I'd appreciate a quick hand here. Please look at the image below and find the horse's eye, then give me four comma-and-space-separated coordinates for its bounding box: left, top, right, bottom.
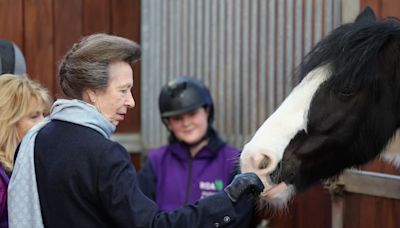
334, 87, 354, 98
338, 91, 354, 97
331, 88, 355, 102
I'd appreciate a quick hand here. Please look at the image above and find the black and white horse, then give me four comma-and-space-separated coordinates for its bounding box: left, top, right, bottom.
240, 7, 400, 207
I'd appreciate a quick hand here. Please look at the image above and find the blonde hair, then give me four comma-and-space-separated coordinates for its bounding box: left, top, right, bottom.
0, 74, 52, 173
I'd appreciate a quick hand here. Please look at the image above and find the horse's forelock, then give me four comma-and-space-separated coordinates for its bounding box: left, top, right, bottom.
298, 20, 400, 96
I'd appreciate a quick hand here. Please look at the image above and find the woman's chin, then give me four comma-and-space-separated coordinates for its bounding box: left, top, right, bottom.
108, 118, 120, 126
180, 136, 205, 145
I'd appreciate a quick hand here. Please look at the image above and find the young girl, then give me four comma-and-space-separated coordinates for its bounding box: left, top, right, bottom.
139, 76, 241, 209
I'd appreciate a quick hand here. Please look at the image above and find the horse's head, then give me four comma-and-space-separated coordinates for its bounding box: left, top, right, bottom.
240, 7, 400, 207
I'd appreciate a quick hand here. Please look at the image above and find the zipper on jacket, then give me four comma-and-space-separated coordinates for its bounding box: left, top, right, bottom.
184, 157, 193, 204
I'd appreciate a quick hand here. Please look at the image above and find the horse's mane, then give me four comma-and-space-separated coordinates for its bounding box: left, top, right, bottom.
296, 17, 400, 96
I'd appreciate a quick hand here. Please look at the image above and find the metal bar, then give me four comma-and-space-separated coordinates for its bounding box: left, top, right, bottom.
258, 0, 267, 126
233, 0, 241, 146
225, 0, 233, 142
331, 193, 344, 228
285, 0, 294, 96
276, 0, 284, 105
241, 0, 249, 136
334, 169, 400, 200
218, 0, 226, 133
267, 0, 275, 115
250, 0, 258, 134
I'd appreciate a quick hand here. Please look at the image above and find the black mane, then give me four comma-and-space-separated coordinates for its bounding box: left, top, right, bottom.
297, 17, 400, 96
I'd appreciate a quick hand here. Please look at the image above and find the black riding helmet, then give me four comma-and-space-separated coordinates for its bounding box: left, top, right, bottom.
0, 39, 26, 75
159, 76, 214, 126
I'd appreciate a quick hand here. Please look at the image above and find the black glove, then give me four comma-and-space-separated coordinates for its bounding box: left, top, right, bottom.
224, 172, 264, 203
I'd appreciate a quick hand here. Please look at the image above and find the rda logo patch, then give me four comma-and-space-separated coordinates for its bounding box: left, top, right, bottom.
199, 179, 224, 199
214, 179, 223, 190
199, 179, 224, 191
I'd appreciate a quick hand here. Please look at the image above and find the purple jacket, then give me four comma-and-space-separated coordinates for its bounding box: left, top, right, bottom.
0, 165, 9, 228
138, 132, 240, 212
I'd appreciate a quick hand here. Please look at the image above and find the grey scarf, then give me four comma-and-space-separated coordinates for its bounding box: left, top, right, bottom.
8, 99, 115, 228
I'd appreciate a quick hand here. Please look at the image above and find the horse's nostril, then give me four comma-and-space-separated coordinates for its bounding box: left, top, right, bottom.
258, 156, 271, 169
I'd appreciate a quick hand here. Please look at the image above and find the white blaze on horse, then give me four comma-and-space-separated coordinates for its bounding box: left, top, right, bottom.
240, 6, 400, 208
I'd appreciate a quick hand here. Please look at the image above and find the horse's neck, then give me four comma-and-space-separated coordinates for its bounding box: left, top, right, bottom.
381, 129, 400, 168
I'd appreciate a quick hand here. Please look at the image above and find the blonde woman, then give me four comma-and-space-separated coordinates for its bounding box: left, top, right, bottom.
0, 74, 51, 226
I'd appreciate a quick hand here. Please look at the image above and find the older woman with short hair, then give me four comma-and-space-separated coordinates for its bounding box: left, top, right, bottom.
8, 33, 263, 228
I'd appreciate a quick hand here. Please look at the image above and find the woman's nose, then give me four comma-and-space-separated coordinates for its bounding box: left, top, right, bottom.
126, 91, 135, 108
181, 115, 191, 125
36, 114, 45, 123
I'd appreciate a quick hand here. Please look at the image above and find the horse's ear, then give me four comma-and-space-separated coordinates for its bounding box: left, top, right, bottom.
355, 6, 376, 23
